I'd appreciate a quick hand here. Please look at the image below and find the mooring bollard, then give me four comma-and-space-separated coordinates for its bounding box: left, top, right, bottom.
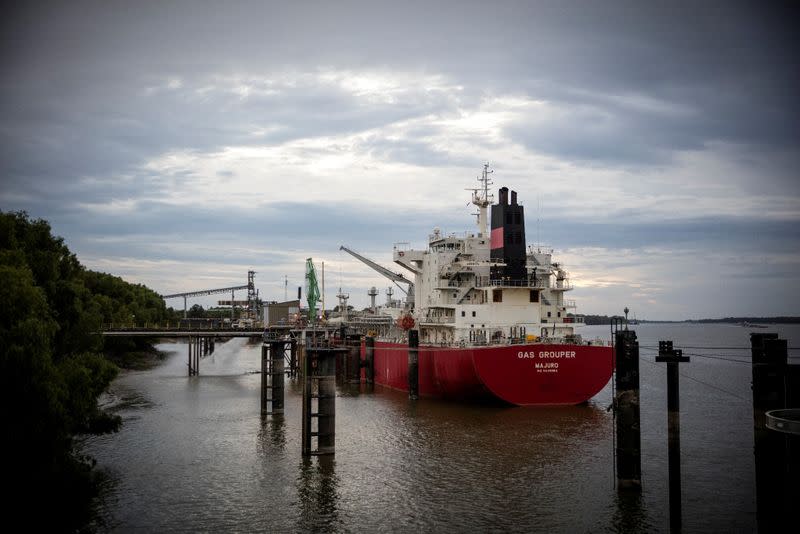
656, 340, 690, 533
365, 336, 375, 384
408, 329, 419, 400
615, 329, 641, 491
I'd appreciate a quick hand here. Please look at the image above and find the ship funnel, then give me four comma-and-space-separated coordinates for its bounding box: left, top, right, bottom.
511, 190, 518, 205
499, 187, 509, 205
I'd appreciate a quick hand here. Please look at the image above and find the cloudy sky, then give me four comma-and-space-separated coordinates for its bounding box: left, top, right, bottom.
1, 1, 798, 320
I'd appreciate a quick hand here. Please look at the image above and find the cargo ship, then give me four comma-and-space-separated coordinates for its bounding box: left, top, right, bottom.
342, 164, 613, 405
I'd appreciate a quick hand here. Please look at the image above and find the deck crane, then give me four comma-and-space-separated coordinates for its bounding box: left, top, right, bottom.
339, 245, 415, 307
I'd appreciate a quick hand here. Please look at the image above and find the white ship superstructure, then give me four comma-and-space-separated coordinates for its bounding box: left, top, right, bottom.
392, 164, 581, 346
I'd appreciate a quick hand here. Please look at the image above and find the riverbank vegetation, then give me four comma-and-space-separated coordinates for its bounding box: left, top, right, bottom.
0, 211, 169, 530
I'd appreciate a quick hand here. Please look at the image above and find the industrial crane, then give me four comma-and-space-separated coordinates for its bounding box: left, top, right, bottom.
305, 258, 320, 324
339, 245, 415, 306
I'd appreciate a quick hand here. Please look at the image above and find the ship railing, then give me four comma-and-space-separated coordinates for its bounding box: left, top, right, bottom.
551, 281, 573, 290
475, 277, 546, 288
420, 316, 455, 324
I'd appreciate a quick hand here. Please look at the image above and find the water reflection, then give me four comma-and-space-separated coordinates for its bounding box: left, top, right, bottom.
610, 492, 652, 533
296, 456, 342, 532
257, 414, 286, 451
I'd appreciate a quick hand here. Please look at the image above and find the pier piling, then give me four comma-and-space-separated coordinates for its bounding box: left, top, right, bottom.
750, 333, 792, 530
614, 329, 641, 492
188, 337, 194, 376
347, 335, 361, 384
408, 330, 419, 400
261, 341, 287, 415
290, 339, 298, 378
656, 340, 690, 532
271, 341, 286, 414
261, 344, 268, 413
365, 336, 375, 384
302, 346, 343, 456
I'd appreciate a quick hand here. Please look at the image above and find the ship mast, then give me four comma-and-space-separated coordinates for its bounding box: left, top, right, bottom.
471, 163, 494, 236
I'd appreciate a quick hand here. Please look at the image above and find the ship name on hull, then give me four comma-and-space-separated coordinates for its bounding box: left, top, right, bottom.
517, 350, 576, 359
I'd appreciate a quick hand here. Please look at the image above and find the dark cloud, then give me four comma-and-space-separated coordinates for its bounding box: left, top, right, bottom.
1, 0, 798, 316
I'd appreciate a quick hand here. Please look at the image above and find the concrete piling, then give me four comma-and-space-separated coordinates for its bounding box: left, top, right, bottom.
302, 346, 343, 456
270, 341, 286, 414
261, 341, 286, 416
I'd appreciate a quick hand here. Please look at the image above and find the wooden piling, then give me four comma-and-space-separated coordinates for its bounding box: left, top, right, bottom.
614, 329, 641, 491
408, 329, 419, 400
656, 340, 690, 532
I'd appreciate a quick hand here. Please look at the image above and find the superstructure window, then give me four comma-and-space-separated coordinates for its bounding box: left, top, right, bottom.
493, 289, 503, 302
547, 311, 552, 317
461, 311, 465, 317
529, 290, 539, 303
472, 311, 476, 317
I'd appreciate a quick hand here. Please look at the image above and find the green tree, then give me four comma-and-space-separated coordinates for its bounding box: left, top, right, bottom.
0, 211, 125, 529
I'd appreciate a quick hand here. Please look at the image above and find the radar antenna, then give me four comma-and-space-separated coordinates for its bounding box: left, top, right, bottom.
466, 162, 494, 236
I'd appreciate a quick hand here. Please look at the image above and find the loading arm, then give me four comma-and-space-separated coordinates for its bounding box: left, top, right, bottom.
339, 245, 415, 299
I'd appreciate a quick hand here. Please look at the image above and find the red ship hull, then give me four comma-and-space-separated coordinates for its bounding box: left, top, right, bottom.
366, 341, 613, 406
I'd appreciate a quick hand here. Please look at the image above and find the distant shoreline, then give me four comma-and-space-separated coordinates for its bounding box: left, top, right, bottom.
578, 315, 800, 325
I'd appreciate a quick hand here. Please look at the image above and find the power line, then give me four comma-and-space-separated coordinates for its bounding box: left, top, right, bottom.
678, 371, 749, 402
640, 345, 799, 350
639, 355, 749, 401
641, 347, 752, 365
